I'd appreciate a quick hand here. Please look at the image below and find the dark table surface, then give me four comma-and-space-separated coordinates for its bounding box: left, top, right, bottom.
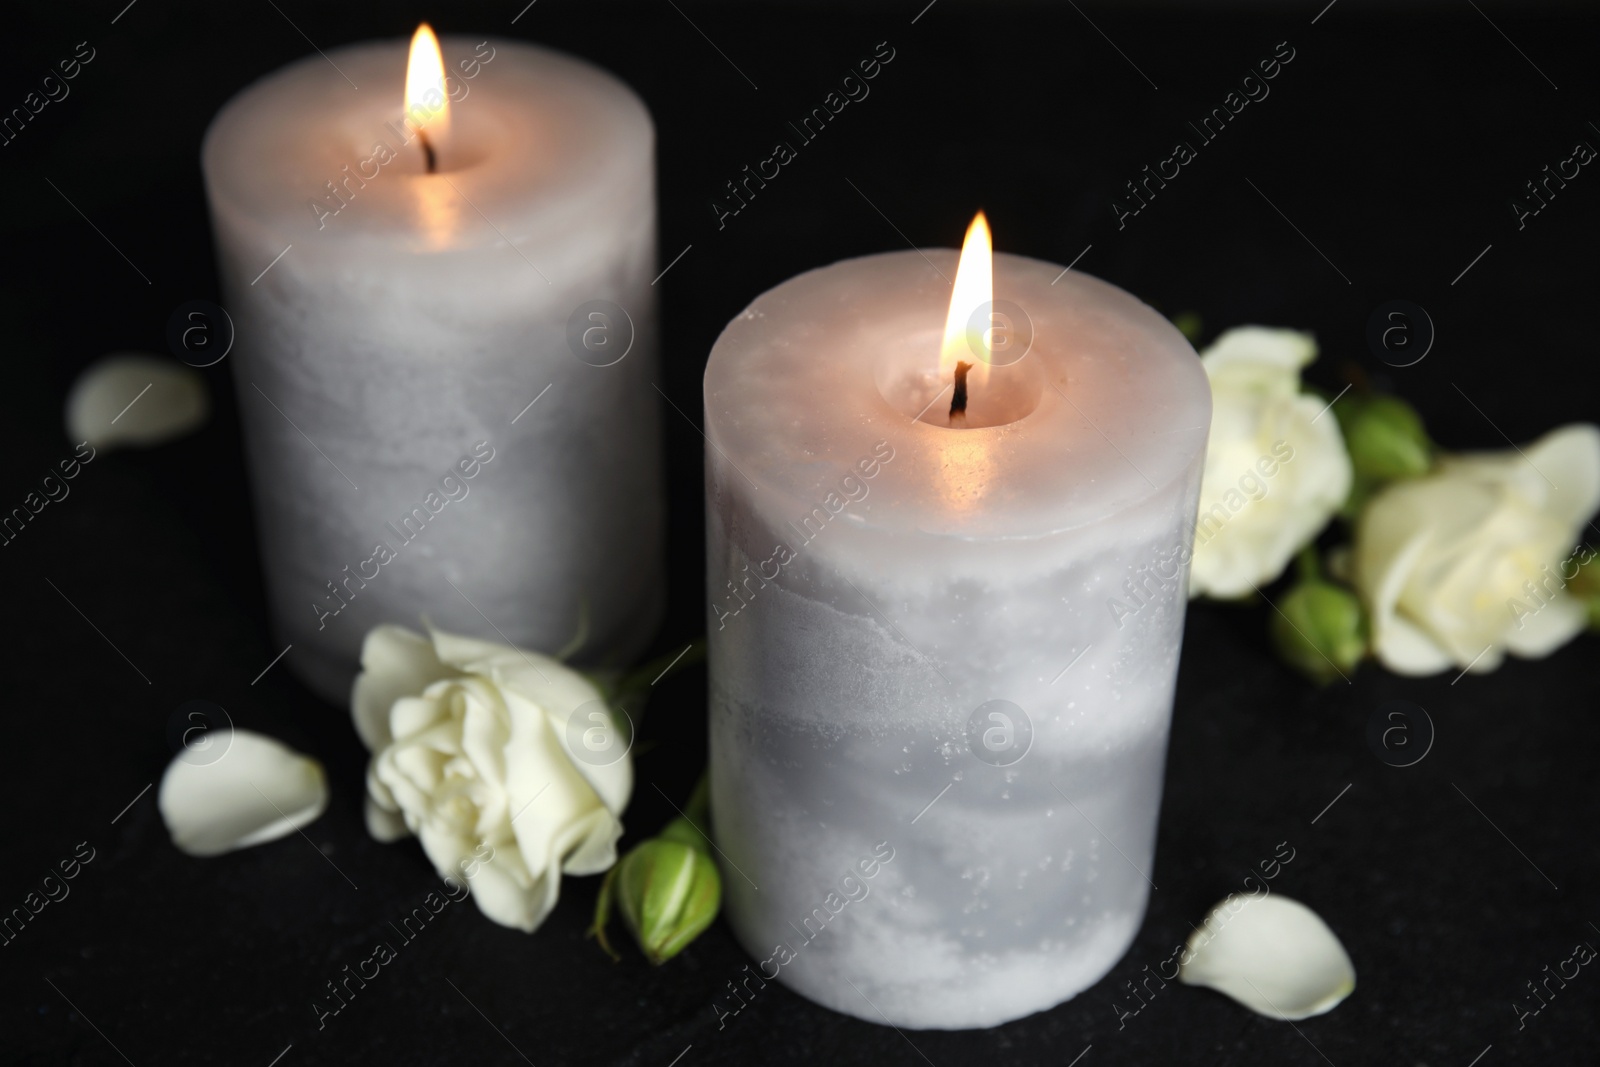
2, 2, 1597, 1065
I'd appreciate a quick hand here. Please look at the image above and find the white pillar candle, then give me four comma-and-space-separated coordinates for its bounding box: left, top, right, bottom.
202, 31, 662, 702
704, 231, 1211, 1029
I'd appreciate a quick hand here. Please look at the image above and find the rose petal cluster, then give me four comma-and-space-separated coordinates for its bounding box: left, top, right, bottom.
1190, 327, 1352, 598
1353, 424, 1600, 675
354, 625, 632, 931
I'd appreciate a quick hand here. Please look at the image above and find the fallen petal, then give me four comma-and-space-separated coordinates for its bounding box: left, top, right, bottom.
159, 730, 328, 856
66, 353, 209, 451
1179, 894, 1355, 1020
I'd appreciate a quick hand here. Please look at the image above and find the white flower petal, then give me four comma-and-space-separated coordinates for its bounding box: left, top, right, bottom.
559, 807, 625, 877
469, 851, 551, 932
364, 796, 410, 843
429, 627, 531, 672
1503, 594, 1588, 658
504, 687, 633, 820
1180, 894, 1355, 1020
1372, 614, 1455, 676
159, 730, 328, 857
389, 694, 447, 743
1358, 520, 1447, 675
518, 810, 609, 918
561, 737, 633, 824
1199, 326, 1318, 376
66, 353, 209, 451
500, 692, 612, 866
416, 819, 476, 882
455, 679, 512, 791
352, 624, 449, 751
1522, 424, 1600, 528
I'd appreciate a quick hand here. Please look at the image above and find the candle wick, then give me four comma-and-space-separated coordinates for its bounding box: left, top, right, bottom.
419, 129, 437, 174
949, 361, 973, 425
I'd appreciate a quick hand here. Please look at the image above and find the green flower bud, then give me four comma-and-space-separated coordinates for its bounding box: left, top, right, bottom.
1270, 575, 1367, 685
589, 775, 721, 965
657, 811, 712, 853
613, 839, 721, 965
1336, 393, 1432, 483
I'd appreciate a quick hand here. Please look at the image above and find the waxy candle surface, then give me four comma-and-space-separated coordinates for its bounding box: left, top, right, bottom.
705, 250, 1210, 1029
203, 36, 663, 701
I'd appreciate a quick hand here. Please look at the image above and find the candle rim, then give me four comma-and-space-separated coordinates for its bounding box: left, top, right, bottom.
201, 35, 654, 251
704, 249, 1212, 541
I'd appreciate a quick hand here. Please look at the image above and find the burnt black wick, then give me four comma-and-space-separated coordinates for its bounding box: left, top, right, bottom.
949, 361, 973, 424
419, 129, 437, 174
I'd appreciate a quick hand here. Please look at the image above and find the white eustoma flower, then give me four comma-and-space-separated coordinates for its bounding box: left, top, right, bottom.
159, 730, 328, 856
1353, 423, 1600, 675
353, 625, 632, 933
1189, 327, 1352, 599
1180, 894, 1355, 1020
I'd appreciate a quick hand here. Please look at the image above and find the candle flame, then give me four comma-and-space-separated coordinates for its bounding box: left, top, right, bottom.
404, 23, 451, 146
939, 211, 992, 391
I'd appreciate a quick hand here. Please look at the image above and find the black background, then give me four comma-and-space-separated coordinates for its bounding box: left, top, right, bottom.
2, 1, 1597, 1065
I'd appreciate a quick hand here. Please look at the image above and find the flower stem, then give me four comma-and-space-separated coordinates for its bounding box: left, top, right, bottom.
589, 865, 622, 961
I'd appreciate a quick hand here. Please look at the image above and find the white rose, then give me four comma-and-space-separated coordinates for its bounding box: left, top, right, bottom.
1354, 424, 1600, 675
353, 625, 632, 932
1189, 327, 1352, 598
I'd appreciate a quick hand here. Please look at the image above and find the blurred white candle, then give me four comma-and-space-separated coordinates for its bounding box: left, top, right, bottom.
704, 218, 1211, 1029
203, 28, 663, 702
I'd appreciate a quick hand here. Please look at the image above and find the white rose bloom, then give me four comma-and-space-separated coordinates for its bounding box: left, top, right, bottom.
1189, 327, 1352, 598
353, 625, 632, 932
1354, 424, 1600, 676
